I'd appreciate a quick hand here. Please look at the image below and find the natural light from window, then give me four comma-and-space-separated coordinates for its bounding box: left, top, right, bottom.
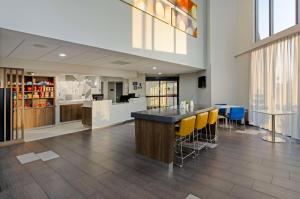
273, 0, 296, 34
256, 0, 298, 41
132, 7, 187, 54
257, 0, 269, 40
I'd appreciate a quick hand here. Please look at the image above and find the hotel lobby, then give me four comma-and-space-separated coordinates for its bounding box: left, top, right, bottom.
1, 0, 300, 199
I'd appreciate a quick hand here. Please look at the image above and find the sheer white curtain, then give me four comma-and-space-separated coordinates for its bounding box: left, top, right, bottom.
249, 34, 300, 139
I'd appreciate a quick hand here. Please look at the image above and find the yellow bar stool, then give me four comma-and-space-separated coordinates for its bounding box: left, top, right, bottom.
208, 109, 219, 143
194, 112, 209, 152
175, 116, 196, 168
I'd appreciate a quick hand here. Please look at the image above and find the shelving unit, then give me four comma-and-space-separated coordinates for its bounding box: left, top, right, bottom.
9, 75, 56, 129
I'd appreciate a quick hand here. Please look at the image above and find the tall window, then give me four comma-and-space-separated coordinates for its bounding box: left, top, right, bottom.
256, 0, 270, 40
273, 0, 296, 33
256, 0, 297, 41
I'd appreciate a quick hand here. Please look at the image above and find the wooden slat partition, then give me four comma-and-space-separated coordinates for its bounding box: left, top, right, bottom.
0, 67, 24, 147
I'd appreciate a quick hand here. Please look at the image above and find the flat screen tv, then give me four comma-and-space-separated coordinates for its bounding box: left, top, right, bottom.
92, 94, 104, 101
198, 76, 206, 88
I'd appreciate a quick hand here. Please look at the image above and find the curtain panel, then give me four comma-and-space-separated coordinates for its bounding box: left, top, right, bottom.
249, 34, 300, 139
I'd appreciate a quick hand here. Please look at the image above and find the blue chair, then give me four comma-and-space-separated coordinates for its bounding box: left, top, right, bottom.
215, 104, 227, 127
228, 107, 245, 131
215, 104, 227, 116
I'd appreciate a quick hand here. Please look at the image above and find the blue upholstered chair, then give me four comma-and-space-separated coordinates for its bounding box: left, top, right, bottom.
215, 104, 227, 127
228, 107, 245, 131
215, 104, 227, 116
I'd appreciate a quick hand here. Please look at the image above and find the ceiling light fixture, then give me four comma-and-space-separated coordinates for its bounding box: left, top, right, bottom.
111, 60, 131, 65
153, 67, 157, 70
158, 72, 162, 75
59, 53, 66, 57
33, 44, 48, 48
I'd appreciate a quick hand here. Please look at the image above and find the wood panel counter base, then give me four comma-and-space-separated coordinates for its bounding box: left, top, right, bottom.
60, 104, 83, 122
135, 119, 174, 164
82, 107, 92, 126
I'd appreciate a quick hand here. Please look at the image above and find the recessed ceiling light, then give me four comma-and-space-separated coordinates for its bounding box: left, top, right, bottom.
59, 53, 66, 57
111, 60, 131, 65
33, 44, 48, 48
153, 67, 157, 70
158, 72, 162, 75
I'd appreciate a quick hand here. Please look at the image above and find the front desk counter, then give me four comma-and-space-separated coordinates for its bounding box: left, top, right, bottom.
82, 98, 146, 129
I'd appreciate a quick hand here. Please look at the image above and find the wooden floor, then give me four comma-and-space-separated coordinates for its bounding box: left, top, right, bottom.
1, 123, 300, 199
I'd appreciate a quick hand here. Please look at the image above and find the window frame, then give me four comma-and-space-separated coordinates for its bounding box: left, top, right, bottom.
255, 0, 298, 42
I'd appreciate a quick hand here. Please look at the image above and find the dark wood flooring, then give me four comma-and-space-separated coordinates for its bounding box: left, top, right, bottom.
1, 123, 300, 199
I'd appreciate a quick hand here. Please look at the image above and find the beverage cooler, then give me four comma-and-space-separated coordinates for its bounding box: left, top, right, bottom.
0, 88, 12, 142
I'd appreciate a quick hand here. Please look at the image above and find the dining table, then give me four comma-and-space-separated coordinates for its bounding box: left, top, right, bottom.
251, 110, 295, 143
216, 105, 240, 128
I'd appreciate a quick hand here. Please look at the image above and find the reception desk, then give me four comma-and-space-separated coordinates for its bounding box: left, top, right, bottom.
131, 105, 215, 166
82, 98, 146, 129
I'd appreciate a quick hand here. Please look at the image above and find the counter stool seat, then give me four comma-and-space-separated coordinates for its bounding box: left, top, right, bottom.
194, 112, 209, 153
174, 116, 196, 168
207, 109, 219, 143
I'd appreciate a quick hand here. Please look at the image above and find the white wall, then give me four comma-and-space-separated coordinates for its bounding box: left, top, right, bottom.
235, 0, 254, 55
206, 0, 253, 107
208, 0, 237, 105
179, 73, 199, 103
178, 0, 252, 107
128, 73, 146, 97
0, 0, 207, 69
234, 53, 250, 107
233, 0, 253, 107
179, 71, 211, 105
102, 77, 128, 100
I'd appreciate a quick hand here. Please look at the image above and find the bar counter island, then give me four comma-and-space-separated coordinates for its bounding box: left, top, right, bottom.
131, 105, 216, 168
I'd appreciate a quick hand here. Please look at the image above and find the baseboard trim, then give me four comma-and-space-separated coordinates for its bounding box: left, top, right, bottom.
0, 139, 24, 147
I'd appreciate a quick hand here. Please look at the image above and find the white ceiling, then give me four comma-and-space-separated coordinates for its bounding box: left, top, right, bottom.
0, 29, 201, 75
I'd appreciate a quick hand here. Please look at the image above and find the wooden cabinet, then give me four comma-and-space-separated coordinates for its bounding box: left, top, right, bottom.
23, 107, 55, 129
45, 107, 55, 126
60, 104, 83, 122
24, 109, 34, 129
82, 107, 92, 126
72, 104, 82, 120
34, 109, 44, 127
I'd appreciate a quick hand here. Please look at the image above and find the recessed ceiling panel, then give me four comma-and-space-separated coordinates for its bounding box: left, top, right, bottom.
0, 30, 24, 57
62, 51, 111, 65
38, 44, 87, 62
8, 40, 59, 60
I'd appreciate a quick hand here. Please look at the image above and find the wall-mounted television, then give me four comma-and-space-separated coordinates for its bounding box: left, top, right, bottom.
198, 76, 206, 88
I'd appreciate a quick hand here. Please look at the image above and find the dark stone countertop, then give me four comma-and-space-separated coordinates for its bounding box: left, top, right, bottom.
131, 105, 216, 123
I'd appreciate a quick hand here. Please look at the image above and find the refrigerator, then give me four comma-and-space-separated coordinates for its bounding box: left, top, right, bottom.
0, 88, 11, 142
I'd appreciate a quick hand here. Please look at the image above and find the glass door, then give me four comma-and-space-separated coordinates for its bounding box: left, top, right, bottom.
146, 81, 160, 109
146, 77, 179, 109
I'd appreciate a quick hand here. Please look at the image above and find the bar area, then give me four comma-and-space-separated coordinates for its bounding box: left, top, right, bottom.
132, 105, 218, 167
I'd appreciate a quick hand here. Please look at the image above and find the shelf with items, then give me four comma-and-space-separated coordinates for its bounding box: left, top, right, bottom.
9, 74, 56, 129
32, 95, 54, 108
24, 75, 55, 97
32, 91, 54, 99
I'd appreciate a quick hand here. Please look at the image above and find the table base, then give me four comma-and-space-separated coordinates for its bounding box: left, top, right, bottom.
262, 135, 286, 143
